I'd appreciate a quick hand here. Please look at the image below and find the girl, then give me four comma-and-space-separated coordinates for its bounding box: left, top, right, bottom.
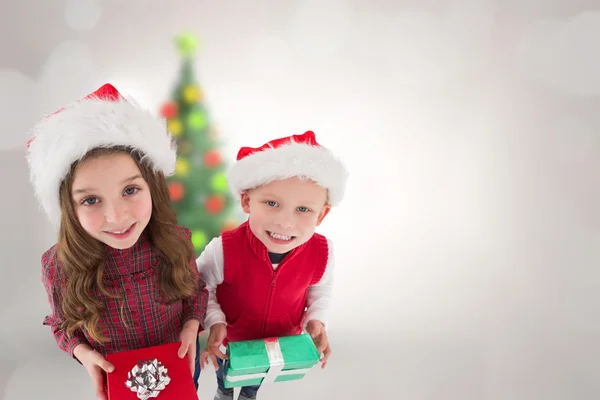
26, 83, 208, 400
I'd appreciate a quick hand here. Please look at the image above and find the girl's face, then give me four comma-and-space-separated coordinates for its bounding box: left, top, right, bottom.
71, 152, 153, 250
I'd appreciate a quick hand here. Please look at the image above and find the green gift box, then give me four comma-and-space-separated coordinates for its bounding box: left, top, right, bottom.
223, 334, 320, 388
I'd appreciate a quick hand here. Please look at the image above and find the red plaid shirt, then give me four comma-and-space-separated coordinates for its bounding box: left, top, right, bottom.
41, 226, 207, 358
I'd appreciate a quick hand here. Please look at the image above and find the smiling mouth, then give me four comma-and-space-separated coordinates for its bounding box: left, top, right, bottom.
267, 231, 295, 241
104, 223, 135, 235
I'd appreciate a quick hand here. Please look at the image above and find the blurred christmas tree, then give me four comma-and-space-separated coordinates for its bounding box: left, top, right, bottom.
162, 33, 239, 255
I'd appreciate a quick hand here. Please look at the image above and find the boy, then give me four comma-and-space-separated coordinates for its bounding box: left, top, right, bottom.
197, 131, 348, 400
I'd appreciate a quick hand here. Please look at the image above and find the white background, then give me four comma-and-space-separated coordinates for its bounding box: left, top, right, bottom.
1, 0, 600, 398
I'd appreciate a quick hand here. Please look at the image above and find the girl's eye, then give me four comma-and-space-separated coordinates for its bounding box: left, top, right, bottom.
82, 197, 99, 205
124, 187, 138, 196
297, 207, 310, 212
267, 201, 278, 207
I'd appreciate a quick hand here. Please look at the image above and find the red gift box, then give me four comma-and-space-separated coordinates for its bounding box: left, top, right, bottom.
106, 342, 197, 399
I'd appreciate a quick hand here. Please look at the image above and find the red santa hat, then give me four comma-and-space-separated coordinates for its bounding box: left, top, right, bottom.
227, 131, 348, 206
26, 83, 176, 226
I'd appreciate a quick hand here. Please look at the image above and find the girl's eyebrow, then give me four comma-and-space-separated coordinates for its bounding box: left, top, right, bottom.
72, 174, 142, 195
121, 174, 143, 184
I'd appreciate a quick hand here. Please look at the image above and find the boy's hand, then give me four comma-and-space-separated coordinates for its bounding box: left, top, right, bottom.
178, 319, 200, 374
306, 320, 332, 368
74, 344, 114, 400
200, 322, 228, 370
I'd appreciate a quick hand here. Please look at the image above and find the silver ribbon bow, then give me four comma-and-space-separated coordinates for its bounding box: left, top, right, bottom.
125, 359, 171, 400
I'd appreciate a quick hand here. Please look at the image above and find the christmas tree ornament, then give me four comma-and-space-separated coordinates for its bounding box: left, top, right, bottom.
183, 86, 201, 103
178, 140, 192, 155
168, 181, 185, 202
175, 158, 190, 176
188, 110, 207, 130
176, 33, 199, 58
191, 230, 208, 249
211, 172, 228, 193
160, 101, 178, 119
205, 149, 221, 167
167, 119, 183, 136
206, 194, 225, 214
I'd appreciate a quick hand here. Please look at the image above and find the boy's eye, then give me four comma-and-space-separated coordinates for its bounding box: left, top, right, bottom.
266, 201, 278, 207
297, 206, 310, 212
124, 187, 138, 196
82, 197, 99, 205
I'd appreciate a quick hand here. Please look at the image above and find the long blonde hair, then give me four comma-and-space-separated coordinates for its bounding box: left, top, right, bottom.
54, 146, 197, 342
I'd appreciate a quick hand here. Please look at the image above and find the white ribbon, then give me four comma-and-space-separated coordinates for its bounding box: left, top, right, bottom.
225, 337, 316, 384
225, 367, 315, 383
261, 337, 284, 384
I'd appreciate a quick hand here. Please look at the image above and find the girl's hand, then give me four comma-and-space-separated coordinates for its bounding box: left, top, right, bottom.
74, 344, 115, 400
178, 319, 200, 374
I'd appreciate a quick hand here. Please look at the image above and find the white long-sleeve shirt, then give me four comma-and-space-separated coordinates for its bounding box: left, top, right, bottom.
196, 236, 335, 331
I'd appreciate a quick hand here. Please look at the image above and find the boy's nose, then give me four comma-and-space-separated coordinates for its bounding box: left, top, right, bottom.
273, 211, 295, 229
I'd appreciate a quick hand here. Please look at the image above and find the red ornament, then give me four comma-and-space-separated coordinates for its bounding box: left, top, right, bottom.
205, 150, 221, 167
160, 102, 178, 119
168, 181, 184, 202
206, 195, 224, 214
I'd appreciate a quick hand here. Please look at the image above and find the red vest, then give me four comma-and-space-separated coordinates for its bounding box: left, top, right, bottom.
217, 221, 329, 344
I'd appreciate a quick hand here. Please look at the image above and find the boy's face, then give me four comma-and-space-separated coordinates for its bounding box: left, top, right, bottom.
241, 177, 331, 253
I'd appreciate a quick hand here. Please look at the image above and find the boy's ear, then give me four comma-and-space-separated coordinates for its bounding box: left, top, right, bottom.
316, 205, 331, 226
241, 192, 251, 214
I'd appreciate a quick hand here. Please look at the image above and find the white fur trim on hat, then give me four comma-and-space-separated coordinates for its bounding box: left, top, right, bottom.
227, 138, 348, 206
27, 95, 176, 226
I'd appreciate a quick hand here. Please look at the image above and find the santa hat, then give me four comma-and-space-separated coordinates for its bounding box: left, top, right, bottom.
26, 83, 176, 226
227, 131, 348, 206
